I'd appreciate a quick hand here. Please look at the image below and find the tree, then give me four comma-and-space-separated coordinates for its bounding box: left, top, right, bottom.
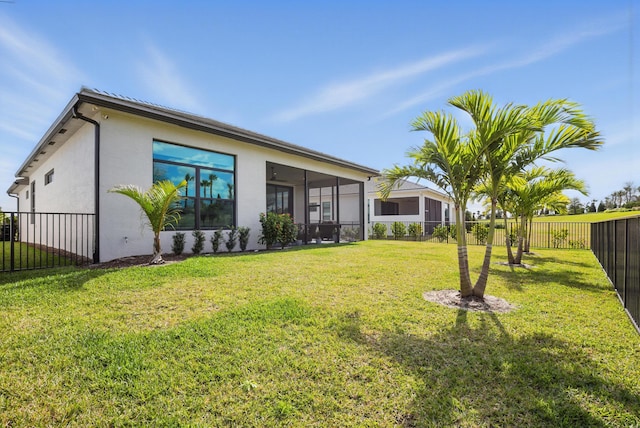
588, 201, 597, 212
383, 90, 602, 299
623, 182, 634, 204
568, 197, 583, 215
598, 201, 606, 212
184, 173, 194, 208
381, 105, 486, 297
504, 167, 586, 263
455, 92, 600, 295
109, 180, 186, 264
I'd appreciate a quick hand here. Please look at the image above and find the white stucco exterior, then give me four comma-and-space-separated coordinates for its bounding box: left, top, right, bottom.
7, 89, 378, 262
368, 179, 455, 236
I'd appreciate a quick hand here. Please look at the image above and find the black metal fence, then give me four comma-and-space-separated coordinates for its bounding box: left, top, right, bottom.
370, 220, 591, 249
1, 212, 95, 272
591, 216, 640, 332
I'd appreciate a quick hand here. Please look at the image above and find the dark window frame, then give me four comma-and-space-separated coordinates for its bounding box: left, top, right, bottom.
266, 183, 293, 216
45, 169, 54, 185
153, 140, 236, 230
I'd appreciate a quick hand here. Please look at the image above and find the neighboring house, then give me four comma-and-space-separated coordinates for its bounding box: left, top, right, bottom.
368, 178, 455, 235
7, 88, 378, 262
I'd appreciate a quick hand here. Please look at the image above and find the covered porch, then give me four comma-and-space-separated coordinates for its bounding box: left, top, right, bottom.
266, 162, 366, 243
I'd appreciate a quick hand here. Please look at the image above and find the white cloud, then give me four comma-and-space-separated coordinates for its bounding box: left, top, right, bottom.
387, 15, 628, 116
0, 14, 87, 211
136, 42, 203, 112
272, 46, 487, 122
0, 15, 84, 135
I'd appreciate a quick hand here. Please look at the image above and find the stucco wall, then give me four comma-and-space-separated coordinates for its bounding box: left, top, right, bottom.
97, 108, 374, 261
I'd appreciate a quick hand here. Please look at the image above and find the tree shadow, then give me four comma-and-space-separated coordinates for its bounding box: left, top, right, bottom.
338, 311, 639, 426
489, 260, 611, 294
0, 266, 110, 293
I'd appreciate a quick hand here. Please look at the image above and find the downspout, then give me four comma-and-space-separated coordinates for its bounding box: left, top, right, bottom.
7, 192, 19, 212
72, 106, 100, 263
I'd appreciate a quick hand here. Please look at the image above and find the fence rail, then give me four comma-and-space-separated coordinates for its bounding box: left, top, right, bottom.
1, 212, 95, 272
369, 220, 591, 249
591, 216, 640, 333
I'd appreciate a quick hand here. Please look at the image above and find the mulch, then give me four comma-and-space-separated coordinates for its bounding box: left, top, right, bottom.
423, 289, 516, 313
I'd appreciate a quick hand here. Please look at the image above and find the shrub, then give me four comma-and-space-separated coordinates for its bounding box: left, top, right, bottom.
551, 228, 569, 248
258, 212, 280, 249
407, 223, 423, 240
432, 225, 450, 242
277, 214, 297, 249
569, 239, 586, 249
449, 224, 457, 239
471, 223, 489, 245
238, 227, 250, 251
258, 212, 297, 249
171, 232, 186, 255
391, 222, 407, 240
341, 227, 359, 242
191, 230, 205, 254
225, 226, 238, 252
372, 223, 387, 239
211, 229, 223, 253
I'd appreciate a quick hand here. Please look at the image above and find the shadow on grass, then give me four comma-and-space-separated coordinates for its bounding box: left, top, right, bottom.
0, 266, 110, 292
339, 311, 639, 427
489, 261, 611, 295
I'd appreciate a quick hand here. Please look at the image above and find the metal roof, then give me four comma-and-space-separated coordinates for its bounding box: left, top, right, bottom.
10, 87, 379, 190
77, 88, 379, 174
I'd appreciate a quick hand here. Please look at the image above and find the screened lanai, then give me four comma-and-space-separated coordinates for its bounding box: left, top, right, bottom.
266, 162, 365, 243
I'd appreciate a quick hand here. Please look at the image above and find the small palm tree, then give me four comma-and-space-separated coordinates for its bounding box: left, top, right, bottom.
109, 180, 186, 264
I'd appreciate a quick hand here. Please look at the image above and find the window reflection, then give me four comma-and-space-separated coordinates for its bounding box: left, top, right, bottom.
153, 140, 235, 229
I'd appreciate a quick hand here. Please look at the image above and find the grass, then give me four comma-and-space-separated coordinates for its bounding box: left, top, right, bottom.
1, 241, 639, 426
1, 241, 74, 271
532, 211, 640, 223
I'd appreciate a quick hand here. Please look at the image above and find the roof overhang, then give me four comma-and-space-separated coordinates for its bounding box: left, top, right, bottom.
11, 87, 379, 191
76, 88, 379, 176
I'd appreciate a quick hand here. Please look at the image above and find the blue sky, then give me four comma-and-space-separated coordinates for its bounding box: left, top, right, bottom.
0, 0, 637, 212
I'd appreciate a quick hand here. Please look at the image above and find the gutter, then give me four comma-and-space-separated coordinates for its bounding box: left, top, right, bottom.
72, 105, 100, 263
7, 192, 19, 212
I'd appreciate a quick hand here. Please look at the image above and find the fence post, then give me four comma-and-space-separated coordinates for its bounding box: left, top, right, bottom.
9, 212, 15, 272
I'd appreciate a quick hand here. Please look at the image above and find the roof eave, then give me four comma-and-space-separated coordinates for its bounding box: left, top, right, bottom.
76, 89, 379, 176
14, 94, 80, 177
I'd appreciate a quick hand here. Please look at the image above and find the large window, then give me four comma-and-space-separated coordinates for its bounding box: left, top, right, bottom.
266, 184, 293, 215
153, 140, 235, 229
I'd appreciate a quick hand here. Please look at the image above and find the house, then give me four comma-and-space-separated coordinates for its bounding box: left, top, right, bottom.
6, 88, 379, 262
368, 178, 455, 236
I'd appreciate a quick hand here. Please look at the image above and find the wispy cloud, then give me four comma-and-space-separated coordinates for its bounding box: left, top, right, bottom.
0, 15, 84, 132
0, 14, 85, 207
136, 42, 203, 112
386, 17, 628, 116
272, 46, 487, 122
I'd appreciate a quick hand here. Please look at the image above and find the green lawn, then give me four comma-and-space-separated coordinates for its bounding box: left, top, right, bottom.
533, 211, 640, 223
1, 241, 74, 271
1, 241, 639, 426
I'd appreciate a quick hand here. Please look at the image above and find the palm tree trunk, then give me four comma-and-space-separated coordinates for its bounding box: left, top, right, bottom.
525, 216, 533, 253
473, 198, 497, 298
455, 204, 473, 297
150, 233, 164, 264
505, 216, 515, 265
514, 214, 526, 264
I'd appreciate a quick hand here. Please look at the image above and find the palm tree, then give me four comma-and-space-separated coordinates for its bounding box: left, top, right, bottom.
381, 109, 485, 297
184, 173, 194, 208
109, 180, 186, 264
448, 90, 538, 297
209, 174, 217, 199
201, 180, 210, 198
505, 167, 586, 264
468, 96, 601, 295
384, 90, 602, 300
